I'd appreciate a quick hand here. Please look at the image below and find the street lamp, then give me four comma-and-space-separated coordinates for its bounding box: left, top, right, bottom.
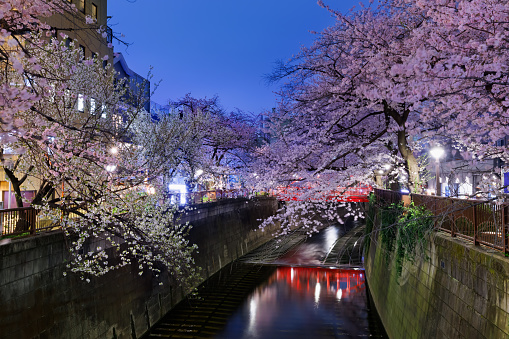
106, 165, 116, 172
430, 146, 445, 196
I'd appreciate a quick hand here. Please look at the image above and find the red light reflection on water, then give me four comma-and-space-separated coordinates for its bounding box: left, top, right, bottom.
216, 266, 374, 338
274, 266, 365, 299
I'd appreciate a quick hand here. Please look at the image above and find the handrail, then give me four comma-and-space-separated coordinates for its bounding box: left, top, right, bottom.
168, 188, 273, 205
0, 189, 272, 238
373, 188, 509, 254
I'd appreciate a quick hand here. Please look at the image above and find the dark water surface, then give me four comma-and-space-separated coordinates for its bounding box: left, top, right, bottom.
215, 266, 387, 338
144, 225, 387, 338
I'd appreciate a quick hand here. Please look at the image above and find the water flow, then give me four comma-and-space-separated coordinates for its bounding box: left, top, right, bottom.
144, 224, 388, 338
215, 266, 386, 338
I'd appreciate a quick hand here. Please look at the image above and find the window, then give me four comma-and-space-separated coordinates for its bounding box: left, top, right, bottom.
91, 52, 97, 59
79, 0, 85, 13
79, 44, 85, 59
91, 3, 98, 20
113, 114, 123, 129
77, 94, 85, 112
65, 38, 71, 48
65, 90, 73, 108
90, 98, 96, 114
101, 104, 107, 119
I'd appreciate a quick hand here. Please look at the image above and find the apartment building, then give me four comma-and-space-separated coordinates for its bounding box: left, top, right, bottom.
0, 0, 113, 209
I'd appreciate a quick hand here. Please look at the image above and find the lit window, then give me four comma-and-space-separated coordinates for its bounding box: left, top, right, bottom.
101, 104, 107, 118
90, 98, 96, 114
65, 89, 72, 108
79, 0, 85, 13
77, 94, 85, 112
113, 114, 123, 128
91, 3, 98, 20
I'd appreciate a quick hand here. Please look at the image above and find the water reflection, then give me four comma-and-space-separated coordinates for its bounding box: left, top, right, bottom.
216, 267, 387, 338
276, 224, 345, 266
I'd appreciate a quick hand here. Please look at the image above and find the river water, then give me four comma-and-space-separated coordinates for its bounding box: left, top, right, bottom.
144, 224, 388, 338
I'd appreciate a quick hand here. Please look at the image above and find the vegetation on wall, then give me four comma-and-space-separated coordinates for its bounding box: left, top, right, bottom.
395, 203, 434, 276
368, 197, 434, 278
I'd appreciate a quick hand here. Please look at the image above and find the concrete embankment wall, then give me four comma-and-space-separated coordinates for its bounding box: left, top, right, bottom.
0, 197, 279, 339
365, 227, 509, 338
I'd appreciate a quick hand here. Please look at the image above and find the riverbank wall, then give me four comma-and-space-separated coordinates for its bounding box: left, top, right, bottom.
365, 222, 509, 338
0, 197, 279, 339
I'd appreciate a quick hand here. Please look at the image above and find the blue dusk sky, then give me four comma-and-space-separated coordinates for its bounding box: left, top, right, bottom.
107, 1, 358, 114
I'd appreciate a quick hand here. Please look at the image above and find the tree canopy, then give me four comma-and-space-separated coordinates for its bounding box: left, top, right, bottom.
255, 0, 509, 193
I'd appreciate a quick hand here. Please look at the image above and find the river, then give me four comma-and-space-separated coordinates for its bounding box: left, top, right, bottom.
143, 223, 388, 338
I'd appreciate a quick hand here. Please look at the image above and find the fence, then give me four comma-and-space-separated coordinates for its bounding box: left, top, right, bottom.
374, 189, 509, 254
0, 207, 59, 238
169, 188, 266, 205
373, 188, 402, 205
0, 189, 267, 238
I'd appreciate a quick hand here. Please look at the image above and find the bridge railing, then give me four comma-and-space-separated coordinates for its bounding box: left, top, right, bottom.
373, 188, 509, 254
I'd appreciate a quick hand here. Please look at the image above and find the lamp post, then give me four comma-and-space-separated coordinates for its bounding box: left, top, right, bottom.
430, 146, 445, 196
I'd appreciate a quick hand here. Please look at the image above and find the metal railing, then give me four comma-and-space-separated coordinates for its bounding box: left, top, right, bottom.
373, 188, 402, 205
374, 189, 509, 254
0, 207, 59, 238
169, 188, 268, 205
0, 189, 271, 238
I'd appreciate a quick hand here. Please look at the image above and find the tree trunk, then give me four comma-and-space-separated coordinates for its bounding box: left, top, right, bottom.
4, 168, 25, 208
397, 129, 421, 193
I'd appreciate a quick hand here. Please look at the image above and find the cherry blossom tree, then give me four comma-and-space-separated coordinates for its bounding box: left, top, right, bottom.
2, 35, 204, 285
171, 94, 258, 189
0, 2, 206, 286
252, 0, 509, 232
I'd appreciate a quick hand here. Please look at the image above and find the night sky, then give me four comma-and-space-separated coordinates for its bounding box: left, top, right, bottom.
107, 0, 358, 114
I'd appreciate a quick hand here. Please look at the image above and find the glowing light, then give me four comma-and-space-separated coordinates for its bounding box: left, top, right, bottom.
384, 164, 391, 170
168, 184, 187, 205
110, 146, 118, 154
195, 169, 203, 178
430, 146, 445, 160
106, 165, 116, 172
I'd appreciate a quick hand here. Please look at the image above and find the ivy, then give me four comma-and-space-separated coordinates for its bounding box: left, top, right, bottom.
374, 199, 434, 278
395, 203, 433, 276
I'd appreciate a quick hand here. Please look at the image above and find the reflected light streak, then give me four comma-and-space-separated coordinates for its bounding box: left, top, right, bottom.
247, 296, 259, 337
337, 288, 342, 300
324, 226, 340, 255
314, 282, 321, 305
274, 267, 365, 301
